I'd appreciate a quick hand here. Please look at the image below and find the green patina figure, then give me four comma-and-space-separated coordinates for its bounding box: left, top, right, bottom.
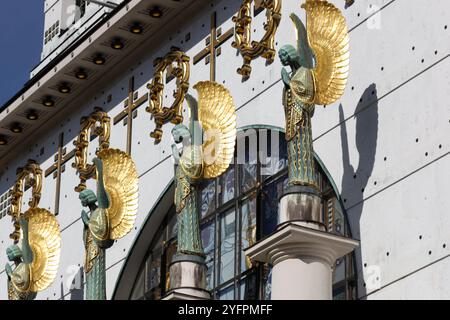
80, 157, 114, 300
169, 81, 237, 261
171, 95, 205, 257
5, 219, 36, 300
279, 14, 319, 190
278, 3, 351, 191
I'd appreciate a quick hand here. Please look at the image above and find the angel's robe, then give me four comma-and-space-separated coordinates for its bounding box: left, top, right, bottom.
83, 208, 112, 300
7, 263, 35, 300
283, 66, 318, 189
174, 165, 204, 257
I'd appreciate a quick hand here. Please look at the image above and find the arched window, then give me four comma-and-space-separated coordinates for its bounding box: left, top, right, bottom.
125, 128, 356, 300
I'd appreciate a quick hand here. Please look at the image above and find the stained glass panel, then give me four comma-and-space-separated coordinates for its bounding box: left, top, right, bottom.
218, 285, 235, 300
201, 221, 216, 290
333, 257, 346, 285
241, 196, 257, 272
261, 177, 287, 237
148, 249, 161, 300
239, 273, 257, 300
219, 209, 236, 284
238, 134, 257, 193
200, 180, 216, 219
239, 163, 257, 193
219, 164, 235, 205
260, 130, 287, 179
205, 251, 215, 290
167, 210, 177, 240
333, 285, 346, 300
264, 266, 272, 300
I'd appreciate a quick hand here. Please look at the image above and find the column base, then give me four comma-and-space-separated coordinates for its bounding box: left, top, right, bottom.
165, 254, 211, 300
245, 223, 359, 300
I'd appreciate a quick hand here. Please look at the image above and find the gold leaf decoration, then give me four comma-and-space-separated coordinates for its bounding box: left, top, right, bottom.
302, 0, 350, 105
194, 81, 237, 179
97, 148, 139, 240
23, 208, 61, 292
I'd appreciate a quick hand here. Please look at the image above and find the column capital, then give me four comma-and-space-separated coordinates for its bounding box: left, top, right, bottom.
245, 223, 359, 266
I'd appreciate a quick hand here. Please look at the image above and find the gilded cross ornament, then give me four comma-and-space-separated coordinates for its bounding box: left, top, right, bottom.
113, 76, 149, 155
279, 0, 349, 190
5, 161, 61, 300
72, 108, 111, 192
193, 12, 234, 82
232, 0, 282, 79
146, 47, 190, 144
44, 132, 76, 215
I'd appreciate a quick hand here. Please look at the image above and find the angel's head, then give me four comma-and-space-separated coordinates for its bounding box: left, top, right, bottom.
79, 189, 97, 207
172, 124, 192, 145
6, 244, 22, 261
279, 45, 299, 67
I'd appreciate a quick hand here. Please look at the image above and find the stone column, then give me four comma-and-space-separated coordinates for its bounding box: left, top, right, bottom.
163, 254, 211, 300
245, 187, 359, 300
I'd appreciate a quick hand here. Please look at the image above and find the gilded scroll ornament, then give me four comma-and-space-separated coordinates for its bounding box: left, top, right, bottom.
5, 161, 61, 300
232, 0, 282, 78
78, 150, 139, 300
147, 47, 190, 144
72, 108, 111, 192
279, 0, 349, 189
8, 160, 42, 242
172, 81, 237, 256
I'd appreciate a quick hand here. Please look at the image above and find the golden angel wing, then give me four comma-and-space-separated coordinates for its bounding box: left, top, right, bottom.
97, 148, 139, 240
194, 81, 237, 179
23, 208, 61, 292
302, 0, 350, 105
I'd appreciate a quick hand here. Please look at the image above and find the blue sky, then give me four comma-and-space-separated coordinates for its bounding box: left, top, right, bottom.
0, 1, 44, 106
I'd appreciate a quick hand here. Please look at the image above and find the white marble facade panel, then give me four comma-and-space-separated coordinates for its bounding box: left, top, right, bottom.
350, 154, 450, 298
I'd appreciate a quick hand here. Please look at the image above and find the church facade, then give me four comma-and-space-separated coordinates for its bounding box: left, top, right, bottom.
1, 0, 449, 300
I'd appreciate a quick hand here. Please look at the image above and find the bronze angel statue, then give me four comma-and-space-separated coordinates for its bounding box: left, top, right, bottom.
5, 208, 61, 300
79, 150, 138, 300
171, 81, 236, 258
279, 0, 350, 190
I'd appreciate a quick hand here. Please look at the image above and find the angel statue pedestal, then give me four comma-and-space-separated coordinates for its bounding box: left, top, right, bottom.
164, 255, 210, 300
245, 0, 358, 300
